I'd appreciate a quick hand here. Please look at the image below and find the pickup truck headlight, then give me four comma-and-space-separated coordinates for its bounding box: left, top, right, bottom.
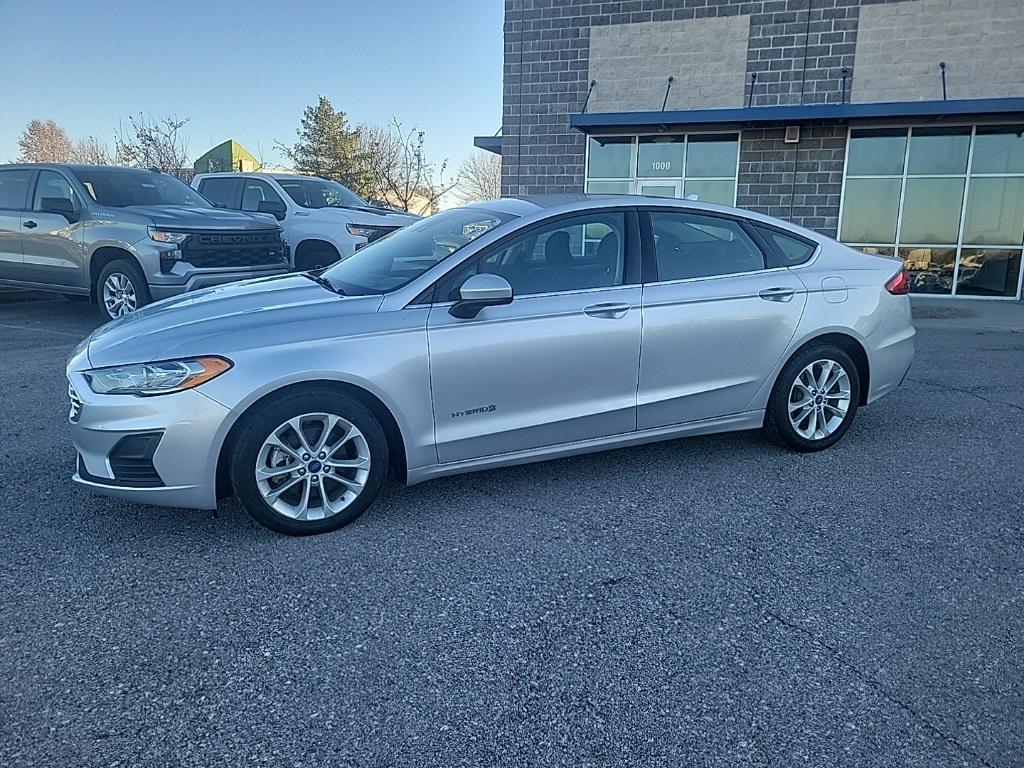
83, 357, 232, 396
346, 224, 388, 240
148, 227, 190, 244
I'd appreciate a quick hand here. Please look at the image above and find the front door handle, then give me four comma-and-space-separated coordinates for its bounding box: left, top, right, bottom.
23, 220, 38, 229
583, 302, 630, 319
758, 287, 795, 302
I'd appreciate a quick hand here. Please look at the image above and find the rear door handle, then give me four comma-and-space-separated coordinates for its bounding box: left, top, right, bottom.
23, 220, 38, 229
758, 287, 795, 302
583, 302, 630, 319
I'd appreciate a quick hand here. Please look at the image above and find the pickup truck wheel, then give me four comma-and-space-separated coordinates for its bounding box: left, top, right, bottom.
295, 249, 340, 271
96, 259, 151, 322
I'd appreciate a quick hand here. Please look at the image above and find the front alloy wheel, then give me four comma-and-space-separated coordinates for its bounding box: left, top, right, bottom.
102, 272, 137, 318
255, 413, 372, 521
230, 389, 388, 535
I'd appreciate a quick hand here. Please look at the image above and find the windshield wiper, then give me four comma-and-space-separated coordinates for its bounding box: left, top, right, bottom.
302, 272, 345, 295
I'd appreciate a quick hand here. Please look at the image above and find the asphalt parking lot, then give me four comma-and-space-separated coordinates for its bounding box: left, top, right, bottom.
1, 291, 1021, 768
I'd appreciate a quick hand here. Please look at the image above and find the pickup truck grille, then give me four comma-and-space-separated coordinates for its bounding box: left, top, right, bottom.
179, 230, 287, 270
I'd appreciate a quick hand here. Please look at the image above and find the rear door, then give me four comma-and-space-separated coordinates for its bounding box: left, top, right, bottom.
0, 168, 33, 281
21, 169, 87, 288
637, 208, 807, 428
426, 209, 643, 463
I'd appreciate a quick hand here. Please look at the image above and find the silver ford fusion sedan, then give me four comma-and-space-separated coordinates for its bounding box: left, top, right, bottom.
67, 195, 915, 535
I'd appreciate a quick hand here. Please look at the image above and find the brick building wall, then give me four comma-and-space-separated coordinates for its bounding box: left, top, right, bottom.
499, 0, 1024, 238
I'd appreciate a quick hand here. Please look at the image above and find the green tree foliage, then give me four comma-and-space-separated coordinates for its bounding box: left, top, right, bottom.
278, 96, 370, 194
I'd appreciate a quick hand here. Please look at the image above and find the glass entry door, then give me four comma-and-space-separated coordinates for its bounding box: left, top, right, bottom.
637, 180, 682, 198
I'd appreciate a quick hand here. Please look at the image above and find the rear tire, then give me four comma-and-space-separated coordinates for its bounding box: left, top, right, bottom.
229, 389, 388, 536
764, 343, 861, 452
96, 259, 151, 322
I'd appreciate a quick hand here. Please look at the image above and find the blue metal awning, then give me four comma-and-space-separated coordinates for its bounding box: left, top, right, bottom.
473, 135, 502, 154
569, 97, 1024, 132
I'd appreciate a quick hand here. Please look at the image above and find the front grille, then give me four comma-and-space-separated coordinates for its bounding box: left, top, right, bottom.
68, 381, 82, 423
178, 229, 287, 270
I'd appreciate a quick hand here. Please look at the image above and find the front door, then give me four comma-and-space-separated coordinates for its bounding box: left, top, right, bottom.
426, 210, 642, 463
0, 168, 33, 281
638, 209, 807, 428
21, 170, 86, 288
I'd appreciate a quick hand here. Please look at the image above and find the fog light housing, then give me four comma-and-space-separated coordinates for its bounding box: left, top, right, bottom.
159, 249, 181, 273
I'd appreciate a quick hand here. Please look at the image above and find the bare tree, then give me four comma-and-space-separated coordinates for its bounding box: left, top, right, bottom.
456, 150, 501, 202
114, 114, 191, 172
72, 136, 112, 165
17, 119, 74, 162
361, 119, 457, 214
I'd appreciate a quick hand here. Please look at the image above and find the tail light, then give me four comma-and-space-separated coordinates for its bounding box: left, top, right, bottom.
886, 268, 910, 295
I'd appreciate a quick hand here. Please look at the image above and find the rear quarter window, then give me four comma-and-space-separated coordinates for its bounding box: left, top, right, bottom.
758, 227, 817, 266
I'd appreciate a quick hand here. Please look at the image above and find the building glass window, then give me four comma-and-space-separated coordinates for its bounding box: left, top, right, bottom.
585, 133, 739, 206
839, 125, 1024, 299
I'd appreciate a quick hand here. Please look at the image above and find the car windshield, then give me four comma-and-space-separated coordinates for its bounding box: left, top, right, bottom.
71, 168, 212, 208
321, 206, 518, 295
276, 177, 367, 209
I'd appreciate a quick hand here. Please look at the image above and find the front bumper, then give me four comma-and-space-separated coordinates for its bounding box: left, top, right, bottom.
68, 374, 232, 510
148, 264, 289, 301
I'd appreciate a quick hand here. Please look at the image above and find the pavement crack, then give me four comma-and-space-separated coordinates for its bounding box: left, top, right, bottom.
696, 555, 1000, 768
907, 377, 1024, 415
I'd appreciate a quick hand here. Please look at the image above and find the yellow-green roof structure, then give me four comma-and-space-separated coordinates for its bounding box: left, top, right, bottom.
193, 140, 259, 174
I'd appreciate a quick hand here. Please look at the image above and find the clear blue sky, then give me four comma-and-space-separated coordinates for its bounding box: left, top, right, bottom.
0, 0, 504, 172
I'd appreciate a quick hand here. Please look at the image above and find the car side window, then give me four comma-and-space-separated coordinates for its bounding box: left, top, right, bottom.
650, 211, 765, 281
199, 177, 241, 209
437, 212, 626, 300
757, 226, 817, 266
32, 170, 78, 211
0, 169, 33, 210
241, 179, 284, 212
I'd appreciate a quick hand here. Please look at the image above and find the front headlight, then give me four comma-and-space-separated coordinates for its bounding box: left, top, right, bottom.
346, 223, 387, 239
148, 227, 190, 244
83, 356, 232, 396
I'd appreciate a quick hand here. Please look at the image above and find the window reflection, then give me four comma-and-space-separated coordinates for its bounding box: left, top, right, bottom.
963, 177, 1024, 245
683, 179, 736, 206
907, 128, 970, 175
840, 178, 901, 242
971, 126, 1024, 174
901, 247, 957, 294
685, 137, 739, 177
956, 249, 1022, 297
587, 137, 633, 179
847, 129, 907, 175
899, 178, 964, 244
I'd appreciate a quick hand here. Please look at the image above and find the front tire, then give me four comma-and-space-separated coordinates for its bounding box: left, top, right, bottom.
763, 344, 861, 452
229, 389, 388, 536
295, 248, 340, 272
96, 259, 151, 321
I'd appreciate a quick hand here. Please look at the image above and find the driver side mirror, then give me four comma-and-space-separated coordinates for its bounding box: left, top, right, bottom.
449, 273, 513, 319
257, 200, 287, 220
40, 197, 77, 221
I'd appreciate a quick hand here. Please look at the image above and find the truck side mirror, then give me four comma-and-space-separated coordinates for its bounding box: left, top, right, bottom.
257, 200, 287, 220
40, 197, 77, 221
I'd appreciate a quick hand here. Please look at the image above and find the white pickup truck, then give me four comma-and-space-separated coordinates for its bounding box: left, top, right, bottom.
192, 173, 420, 270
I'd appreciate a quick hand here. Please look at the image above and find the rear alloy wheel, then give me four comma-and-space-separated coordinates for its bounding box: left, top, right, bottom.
230, 390, 388, 535
764, 344, 860, 452
96, 259, 151, 321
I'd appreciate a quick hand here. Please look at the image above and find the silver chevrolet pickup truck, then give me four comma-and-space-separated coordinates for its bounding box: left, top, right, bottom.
0, 164, 288, 321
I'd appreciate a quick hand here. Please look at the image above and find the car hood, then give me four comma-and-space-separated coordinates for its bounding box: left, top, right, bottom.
304, 206, 420, 226
85, 274, 383, 368
124, 205, 280, 231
